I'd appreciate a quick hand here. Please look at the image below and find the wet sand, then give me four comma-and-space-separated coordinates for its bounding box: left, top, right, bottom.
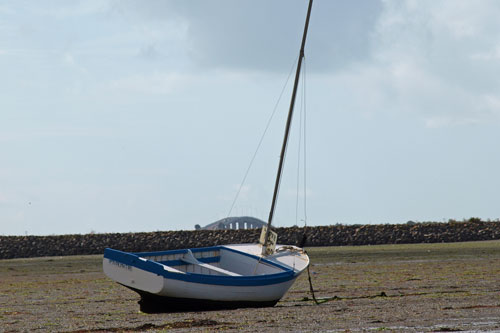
1, 240, 500, 332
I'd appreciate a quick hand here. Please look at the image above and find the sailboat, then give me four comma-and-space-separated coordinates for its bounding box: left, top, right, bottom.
103, 0, 314, 313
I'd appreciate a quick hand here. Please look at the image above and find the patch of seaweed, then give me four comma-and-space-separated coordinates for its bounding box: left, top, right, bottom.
63, 319, 231, 332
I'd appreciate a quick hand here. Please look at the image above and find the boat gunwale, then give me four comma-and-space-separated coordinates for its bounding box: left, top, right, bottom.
134, 245, 293, 272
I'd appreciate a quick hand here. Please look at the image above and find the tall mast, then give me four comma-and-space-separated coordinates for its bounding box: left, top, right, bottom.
263, 0, 313, 253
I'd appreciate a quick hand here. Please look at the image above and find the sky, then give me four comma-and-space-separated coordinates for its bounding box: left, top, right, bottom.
1, 0, 500, 235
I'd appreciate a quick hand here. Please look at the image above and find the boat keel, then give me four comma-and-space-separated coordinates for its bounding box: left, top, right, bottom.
130, 288, 279, 313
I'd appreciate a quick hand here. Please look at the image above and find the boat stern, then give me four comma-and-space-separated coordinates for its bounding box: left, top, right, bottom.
103, 248, 164, 294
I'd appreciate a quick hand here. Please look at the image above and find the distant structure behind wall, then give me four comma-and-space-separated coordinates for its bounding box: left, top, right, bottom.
196, 216, 267, 230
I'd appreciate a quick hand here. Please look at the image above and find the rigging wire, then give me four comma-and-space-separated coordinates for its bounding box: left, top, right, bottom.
303, 58, 308, 226
297, 57, 320, 306
226, 56, 299, 218
294, 74, 304, 226
295, 57, 308, 227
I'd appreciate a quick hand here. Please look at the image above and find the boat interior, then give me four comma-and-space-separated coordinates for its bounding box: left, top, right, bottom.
137, 246, 287, 277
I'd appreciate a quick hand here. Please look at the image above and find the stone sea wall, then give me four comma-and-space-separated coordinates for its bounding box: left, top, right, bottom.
1, 220, 500, 260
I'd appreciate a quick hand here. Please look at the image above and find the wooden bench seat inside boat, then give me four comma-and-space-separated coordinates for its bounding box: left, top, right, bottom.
181, 249, 241, 277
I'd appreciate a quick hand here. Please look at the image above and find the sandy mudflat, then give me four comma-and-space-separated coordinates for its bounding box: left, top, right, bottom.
1, 241, 500, 332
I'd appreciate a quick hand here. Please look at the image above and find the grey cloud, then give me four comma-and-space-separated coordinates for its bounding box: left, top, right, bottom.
137, 43, 161, 60
114, 0, 383, 73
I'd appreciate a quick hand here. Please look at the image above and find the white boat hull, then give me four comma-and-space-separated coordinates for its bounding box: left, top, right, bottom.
103, 243, 309, 312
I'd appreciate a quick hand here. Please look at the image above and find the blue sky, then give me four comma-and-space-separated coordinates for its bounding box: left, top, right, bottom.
1, 0, 500, 235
